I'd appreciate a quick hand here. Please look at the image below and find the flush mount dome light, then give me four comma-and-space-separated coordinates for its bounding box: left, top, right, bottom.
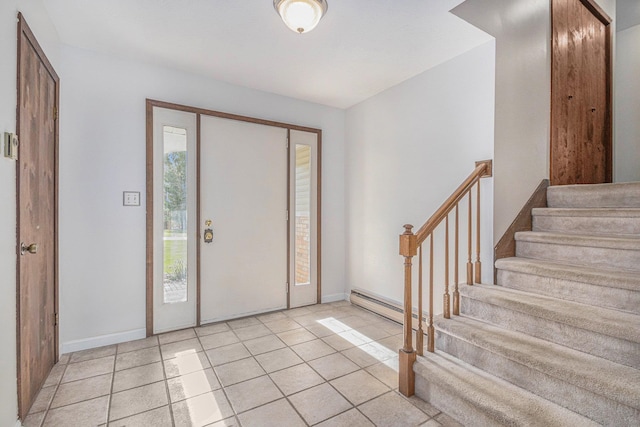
274, 0, 328, 34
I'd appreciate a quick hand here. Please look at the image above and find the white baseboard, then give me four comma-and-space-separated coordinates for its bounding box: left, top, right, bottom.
15, 420, 23, 427
61, 328, 146, 354
321, 293, 348, 303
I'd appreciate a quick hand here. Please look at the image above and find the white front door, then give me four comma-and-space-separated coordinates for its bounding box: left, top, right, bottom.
200, 115, 288, 323
152, 107, 198, 333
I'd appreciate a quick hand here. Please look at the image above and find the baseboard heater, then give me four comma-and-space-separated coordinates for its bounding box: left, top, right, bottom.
350, 289, 424, 331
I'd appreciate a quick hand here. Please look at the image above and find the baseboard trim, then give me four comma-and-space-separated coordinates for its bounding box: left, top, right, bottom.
349, 288, 423, 330
321, 293, 348, 303
61, 328, 146, 354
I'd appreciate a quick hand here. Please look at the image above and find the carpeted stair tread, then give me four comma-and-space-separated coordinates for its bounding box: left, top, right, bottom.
532, 207, 640, 217
413, 351, 598, 427
547, 182, 640, 208
515, 231, 640, 250
434, 315, 640, 410
495, 257, 640, 291
459, 284, 640, 344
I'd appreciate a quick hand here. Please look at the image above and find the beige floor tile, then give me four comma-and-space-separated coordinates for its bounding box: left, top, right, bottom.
357, 342, 397, 363
420, 419, 443, 427
268, 363, 324, 395
198, 331, 239, 351
109, 381, 168, 421
290, 339, 336, 361
43, 364, 66, 387
237, 399, 305, 427
256, 311, 287, 323
376, 320, 404, 335
167, 367, 221, 402
227, 317, 261, 329
376, 334, 404, 351
43, 396, 109, 427
225, 375, 283, 413
242, 335, 285, 355
70, 345, 117, 363
207, 416, 240, 427
304, 323, 337, 338
108, 406, 173, 427
22, 411, 45, 427
159, 328, 197, 345
232, 324, 271, 341
171, 390, 234, 426
117, 336, 158, 354
51, 373, 112, 408
195, 322, 230, 337
434, 412, 464, 427
29, 385, 56, 414
365, 360, 399, 389
255, 347, 303, 373
289, 383, 352, 425
62, 356, 115, 383
115, 346, 161, 371
214, 357, 265, 386
350, 324, 393, 342
408, 395, 441, 417
322, 334, 356, 352
337, 315, 371, 330
164, 351, 211, 378
288, 313, 323, 327
284, 307, 313, 318
161, 338, 203, 359
276, 328, 317, 346
306, 302, 336, 312
263, 318, 302, 334
308, 353, 359, 381
336, 330, 370, 347
112, 362, 164, 393
341, 346, 383, 368
313, 317, 351, 333
315, 408, 375, 427
57, 353, 71, 365
330, 370, 389, 405
205, 343, 250, 366
358, 392, 428, 426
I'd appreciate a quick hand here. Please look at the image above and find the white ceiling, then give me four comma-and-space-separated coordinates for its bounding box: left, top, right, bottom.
42, 0, 492, 109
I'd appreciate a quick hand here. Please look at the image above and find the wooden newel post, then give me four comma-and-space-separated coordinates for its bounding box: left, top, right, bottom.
399, 224, 417, 397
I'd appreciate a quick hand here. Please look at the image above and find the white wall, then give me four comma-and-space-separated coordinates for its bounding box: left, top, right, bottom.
345, 41, 495, 307
58, 45, 346, 352
615, 24, 640, 182
454, 0, 616, 242
0, 3, 60, 425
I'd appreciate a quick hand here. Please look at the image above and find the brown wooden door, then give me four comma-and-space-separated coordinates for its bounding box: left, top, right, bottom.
16, 13, 59, 419
551, 0, 612, 185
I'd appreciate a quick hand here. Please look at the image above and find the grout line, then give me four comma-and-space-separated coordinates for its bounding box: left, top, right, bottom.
158, 332, 177, 427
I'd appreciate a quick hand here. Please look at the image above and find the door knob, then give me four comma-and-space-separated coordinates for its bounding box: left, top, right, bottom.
20, 242, 38, 255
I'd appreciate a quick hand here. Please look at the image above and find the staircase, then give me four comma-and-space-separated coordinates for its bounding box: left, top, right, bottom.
413, 182, 640, 426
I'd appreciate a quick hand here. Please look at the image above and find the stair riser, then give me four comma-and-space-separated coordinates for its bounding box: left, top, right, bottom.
415, 375, 503, 427
516, 241, 640, 272
436, 331, 640, 426
496, 269, 640, 314
547, 183, 640, 208
532, 215, 640, 236
460, 296, 640, 368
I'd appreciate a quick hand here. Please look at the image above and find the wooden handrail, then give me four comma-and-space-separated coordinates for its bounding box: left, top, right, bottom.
398, 159, 492, 398
415, 160, 492, 245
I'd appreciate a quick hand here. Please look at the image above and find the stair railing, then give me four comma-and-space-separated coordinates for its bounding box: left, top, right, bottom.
398, 160, 492, 397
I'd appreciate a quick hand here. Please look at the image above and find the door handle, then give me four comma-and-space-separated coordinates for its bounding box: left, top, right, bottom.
20, 242, 38, 255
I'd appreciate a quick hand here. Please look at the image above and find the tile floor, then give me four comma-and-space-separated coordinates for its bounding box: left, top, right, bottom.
23, 301, 462, 427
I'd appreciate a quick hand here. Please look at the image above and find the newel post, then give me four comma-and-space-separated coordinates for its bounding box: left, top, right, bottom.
399, 224, 417, 397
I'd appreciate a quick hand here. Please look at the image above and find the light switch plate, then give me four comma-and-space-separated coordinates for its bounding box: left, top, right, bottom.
123, 191, 140, 206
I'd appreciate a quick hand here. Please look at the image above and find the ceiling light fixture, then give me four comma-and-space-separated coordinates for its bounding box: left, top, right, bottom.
273, 0, 328, 34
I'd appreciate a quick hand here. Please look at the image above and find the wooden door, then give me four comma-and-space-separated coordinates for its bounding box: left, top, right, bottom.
16, 13, 59, 419
551, 0, 612, 185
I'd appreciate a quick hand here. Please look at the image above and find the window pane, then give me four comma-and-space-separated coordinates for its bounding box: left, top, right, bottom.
163, 126, 188, 303
295, 144, 311, 285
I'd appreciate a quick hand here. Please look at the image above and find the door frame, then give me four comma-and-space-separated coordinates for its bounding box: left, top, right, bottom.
145, 99, 322, 336
550, 0, 613, 184
16, 12, 60, 419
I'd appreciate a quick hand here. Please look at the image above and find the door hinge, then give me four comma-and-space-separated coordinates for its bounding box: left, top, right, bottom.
53, 107, 58, 121
54, 312, 58, 326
